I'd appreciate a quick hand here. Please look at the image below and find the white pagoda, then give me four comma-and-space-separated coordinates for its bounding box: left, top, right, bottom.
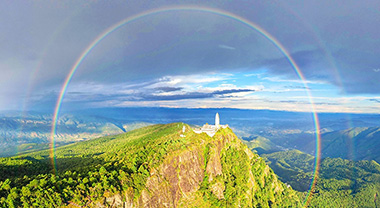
193, 113, 228, 137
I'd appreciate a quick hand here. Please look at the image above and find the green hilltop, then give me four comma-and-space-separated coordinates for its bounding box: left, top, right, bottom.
0, 123, 300, 207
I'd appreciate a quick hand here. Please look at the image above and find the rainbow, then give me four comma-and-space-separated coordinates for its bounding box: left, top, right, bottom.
276, 2, 344, 92
50, 5, 321, 207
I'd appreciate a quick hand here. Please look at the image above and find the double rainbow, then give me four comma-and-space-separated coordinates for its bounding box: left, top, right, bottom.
50, 5, 321, 207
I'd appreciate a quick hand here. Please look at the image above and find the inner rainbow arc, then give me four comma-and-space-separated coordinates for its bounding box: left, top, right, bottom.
50, 5, 321, 207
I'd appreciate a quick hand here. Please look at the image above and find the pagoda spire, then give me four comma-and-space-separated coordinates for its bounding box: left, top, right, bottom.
215, 113, 220, 128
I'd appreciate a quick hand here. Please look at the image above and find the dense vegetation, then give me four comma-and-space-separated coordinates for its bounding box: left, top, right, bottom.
0, 123, 300, 207
263, 150, 380, 207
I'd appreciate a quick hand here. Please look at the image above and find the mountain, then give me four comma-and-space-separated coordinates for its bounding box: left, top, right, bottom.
2, 108, 380, 159
0, 112, 153, 157
0, 123, 300, 207
320, 127, 380, 162
274, 127, 380, 163
263, 150, 380, 207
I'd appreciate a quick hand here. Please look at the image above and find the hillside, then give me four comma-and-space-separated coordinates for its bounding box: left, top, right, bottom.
242, 135, 283, 154
0, 112, 153, 157
263, 150, 380, 207
0, 123, 300, 207
320, 127, 380, 162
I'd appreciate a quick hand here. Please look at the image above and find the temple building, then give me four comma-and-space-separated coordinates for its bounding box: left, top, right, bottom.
193, 113, 228, 137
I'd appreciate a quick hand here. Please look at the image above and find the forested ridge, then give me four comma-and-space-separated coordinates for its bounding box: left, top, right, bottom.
0, 123, 300, 207
263, 150, 380, 207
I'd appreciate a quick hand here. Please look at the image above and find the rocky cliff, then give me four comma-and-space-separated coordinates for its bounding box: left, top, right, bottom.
95, 124, 300, 207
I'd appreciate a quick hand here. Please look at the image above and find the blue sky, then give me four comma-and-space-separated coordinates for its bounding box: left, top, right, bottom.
0, 1, 379, 113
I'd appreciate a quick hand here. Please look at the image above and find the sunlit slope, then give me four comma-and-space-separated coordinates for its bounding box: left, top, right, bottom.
263, 150, 380, 208
242, 135, 282, 154
0, 123, 300, 207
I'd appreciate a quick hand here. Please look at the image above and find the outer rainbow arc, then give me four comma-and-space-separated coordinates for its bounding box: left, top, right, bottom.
50, 5, 321, 207
276, 2, 344, 92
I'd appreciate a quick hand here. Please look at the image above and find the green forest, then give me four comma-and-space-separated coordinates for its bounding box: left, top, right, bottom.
0, 123, 300, 207
1, 123, 380, 207
263, 150, 380, 207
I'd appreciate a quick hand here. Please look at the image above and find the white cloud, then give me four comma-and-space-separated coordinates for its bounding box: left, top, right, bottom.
218, 44, 236, 50
262, 76, 326, 85
148, 74, 232, 89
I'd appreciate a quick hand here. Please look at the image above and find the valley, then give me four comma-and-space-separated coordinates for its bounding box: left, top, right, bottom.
262, 150, 380, 207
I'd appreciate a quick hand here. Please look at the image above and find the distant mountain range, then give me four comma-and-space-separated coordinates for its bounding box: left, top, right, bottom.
265, 127, 380, 163
0, 111, 152, 157
1, 107, 380, 161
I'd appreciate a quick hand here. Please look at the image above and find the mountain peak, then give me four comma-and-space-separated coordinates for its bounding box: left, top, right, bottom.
0, 123, 300, 207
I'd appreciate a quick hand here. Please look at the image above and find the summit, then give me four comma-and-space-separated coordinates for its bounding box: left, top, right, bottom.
193, 113, 228, 137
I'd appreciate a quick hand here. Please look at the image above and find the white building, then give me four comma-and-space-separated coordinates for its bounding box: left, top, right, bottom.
193, 113, 228, 137
180, 125, 186, 137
